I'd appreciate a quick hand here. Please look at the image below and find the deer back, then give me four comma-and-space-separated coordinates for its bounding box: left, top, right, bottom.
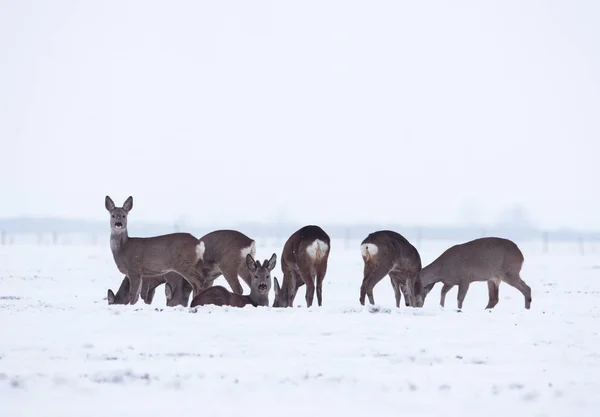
282, 225, 330, 270
196, 230, 255, 276
421, 237, 524, 289
117, 233, 201, 276
360, 230, 421, 273
189, 285, 253, 308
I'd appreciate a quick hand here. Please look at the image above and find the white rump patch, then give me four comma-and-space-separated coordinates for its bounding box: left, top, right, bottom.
360, 243, 378, 259
306, 239, 329, 261
240, 241, 256, 259
196, 241, 206, 261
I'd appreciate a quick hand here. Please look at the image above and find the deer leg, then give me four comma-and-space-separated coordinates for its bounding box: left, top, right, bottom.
456, 281, 470, 310
389, 272, 408, 308
222, 267, 244, 295
400, 285, 411, 306
485, 279, 501, 309
502, 274, 532, 309
440, 283, 453, 307
316, 262, 328, 307
180, 279, 193, 307
238, 266, 253, 289
389, 276, 402, 308
141, 276, 165, 305
179, 266, 209, 298
360, 262, 390, 306
127, 272, 143, 305
297, 266, 316, 308
144, 286, 157, 305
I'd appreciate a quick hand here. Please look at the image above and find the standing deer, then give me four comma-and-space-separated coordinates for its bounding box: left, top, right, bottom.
273, 225, 330, 308
107, 273, 192, 307
359, 230, 423, 308
419, 237, 532, 310
105, 195, 206, 305
189, 253, 276, 308
194, 229, 258, 295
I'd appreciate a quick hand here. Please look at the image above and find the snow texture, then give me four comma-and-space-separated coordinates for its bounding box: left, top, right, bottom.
1, 239, 599, 417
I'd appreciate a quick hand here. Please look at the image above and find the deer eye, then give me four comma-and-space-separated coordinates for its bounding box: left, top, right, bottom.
112, 215, 115, 218
122, 215, 126, 218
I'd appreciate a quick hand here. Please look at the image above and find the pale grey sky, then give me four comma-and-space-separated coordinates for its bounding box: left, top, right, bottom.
1, 1, 599, 229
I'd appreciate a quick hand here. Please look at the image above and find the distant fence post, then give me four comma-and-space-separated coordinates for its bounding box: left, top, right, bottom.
542, 231, 549, 254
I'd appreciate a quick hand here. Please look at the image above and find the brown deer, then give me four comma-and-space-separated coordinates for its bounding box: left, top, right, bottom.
105, 195, 207, 304
193, 229, 258, 295
107, 273, 192, 307
359, 230, 423, 308
273, 225, 330, 308
189, 253, 276, 308
419, 237, 532, 310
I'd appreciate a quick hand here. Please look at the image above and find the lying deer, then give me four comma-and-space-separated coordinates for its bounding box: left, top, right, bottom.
188, 253, 276, 308
273, 225, 330, 308
105, 195, 206, 304
420, 237, 532, 310
359, 230, 423, 308
107, 273, 191, 307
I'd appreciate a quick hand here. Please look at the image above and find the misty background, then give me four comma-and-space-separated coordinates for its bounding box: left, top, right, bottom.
1, 1, 599, 247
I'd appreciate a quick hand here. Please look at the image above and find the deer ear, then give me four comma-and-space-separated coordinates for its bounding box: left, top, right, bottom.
165, 283, 173, 301
105, 196, 115, 212
246, 253, 257, 272
107, 289, 115, 305
123, 196, 133, 212
267, 253, 277, 271
273, 277, 281, 294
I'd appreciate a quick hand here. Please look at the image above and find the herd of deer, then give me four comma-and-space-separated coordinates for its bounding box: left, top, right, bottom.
104, 196, 533, 311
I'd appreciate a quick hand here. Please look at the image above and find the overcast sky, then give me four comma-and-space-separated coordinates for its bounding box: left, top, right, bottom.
1, 1, 598, 230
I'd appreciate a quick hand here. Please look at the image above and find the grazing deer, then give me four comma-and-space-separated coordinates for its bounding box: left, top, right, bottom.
107, 273, 192, 307
107, 275, 132, 305
105, 195, 206, 304
194, 229, 258, 295
419, 237, 532, 310
273, 225, 330, 308
189, 253, 276, 308
359, 230, 423, 308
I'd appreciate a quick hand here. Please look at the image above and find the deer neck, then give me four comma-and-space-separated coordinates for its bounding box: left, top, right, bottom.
419, 262, 440, 286
110, 229, 129, 255
249, 290, 268, 307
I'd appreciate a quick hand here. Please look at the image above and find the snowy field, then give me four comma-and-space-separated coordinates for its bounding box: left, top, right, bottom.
1, 237, 599, 417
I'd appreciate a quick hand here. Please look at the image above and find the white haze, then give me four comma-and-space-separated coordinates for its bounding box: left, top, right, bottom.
1, 1, 599, 229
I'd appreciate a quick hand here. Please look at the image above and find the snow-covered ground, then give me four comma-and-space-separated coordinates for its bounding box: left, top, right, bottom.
1, 238, 599, 417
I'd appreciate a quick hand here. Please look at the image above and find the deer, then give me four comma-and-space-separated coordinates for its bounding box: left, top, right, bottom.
193, 229, 258, 295
359, 230, 423, 308
107, 273, 192, 307
105, 195, 207, 305
419, 237, 532, 310
189, 253, 276, 308
272, 225, 330, 308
